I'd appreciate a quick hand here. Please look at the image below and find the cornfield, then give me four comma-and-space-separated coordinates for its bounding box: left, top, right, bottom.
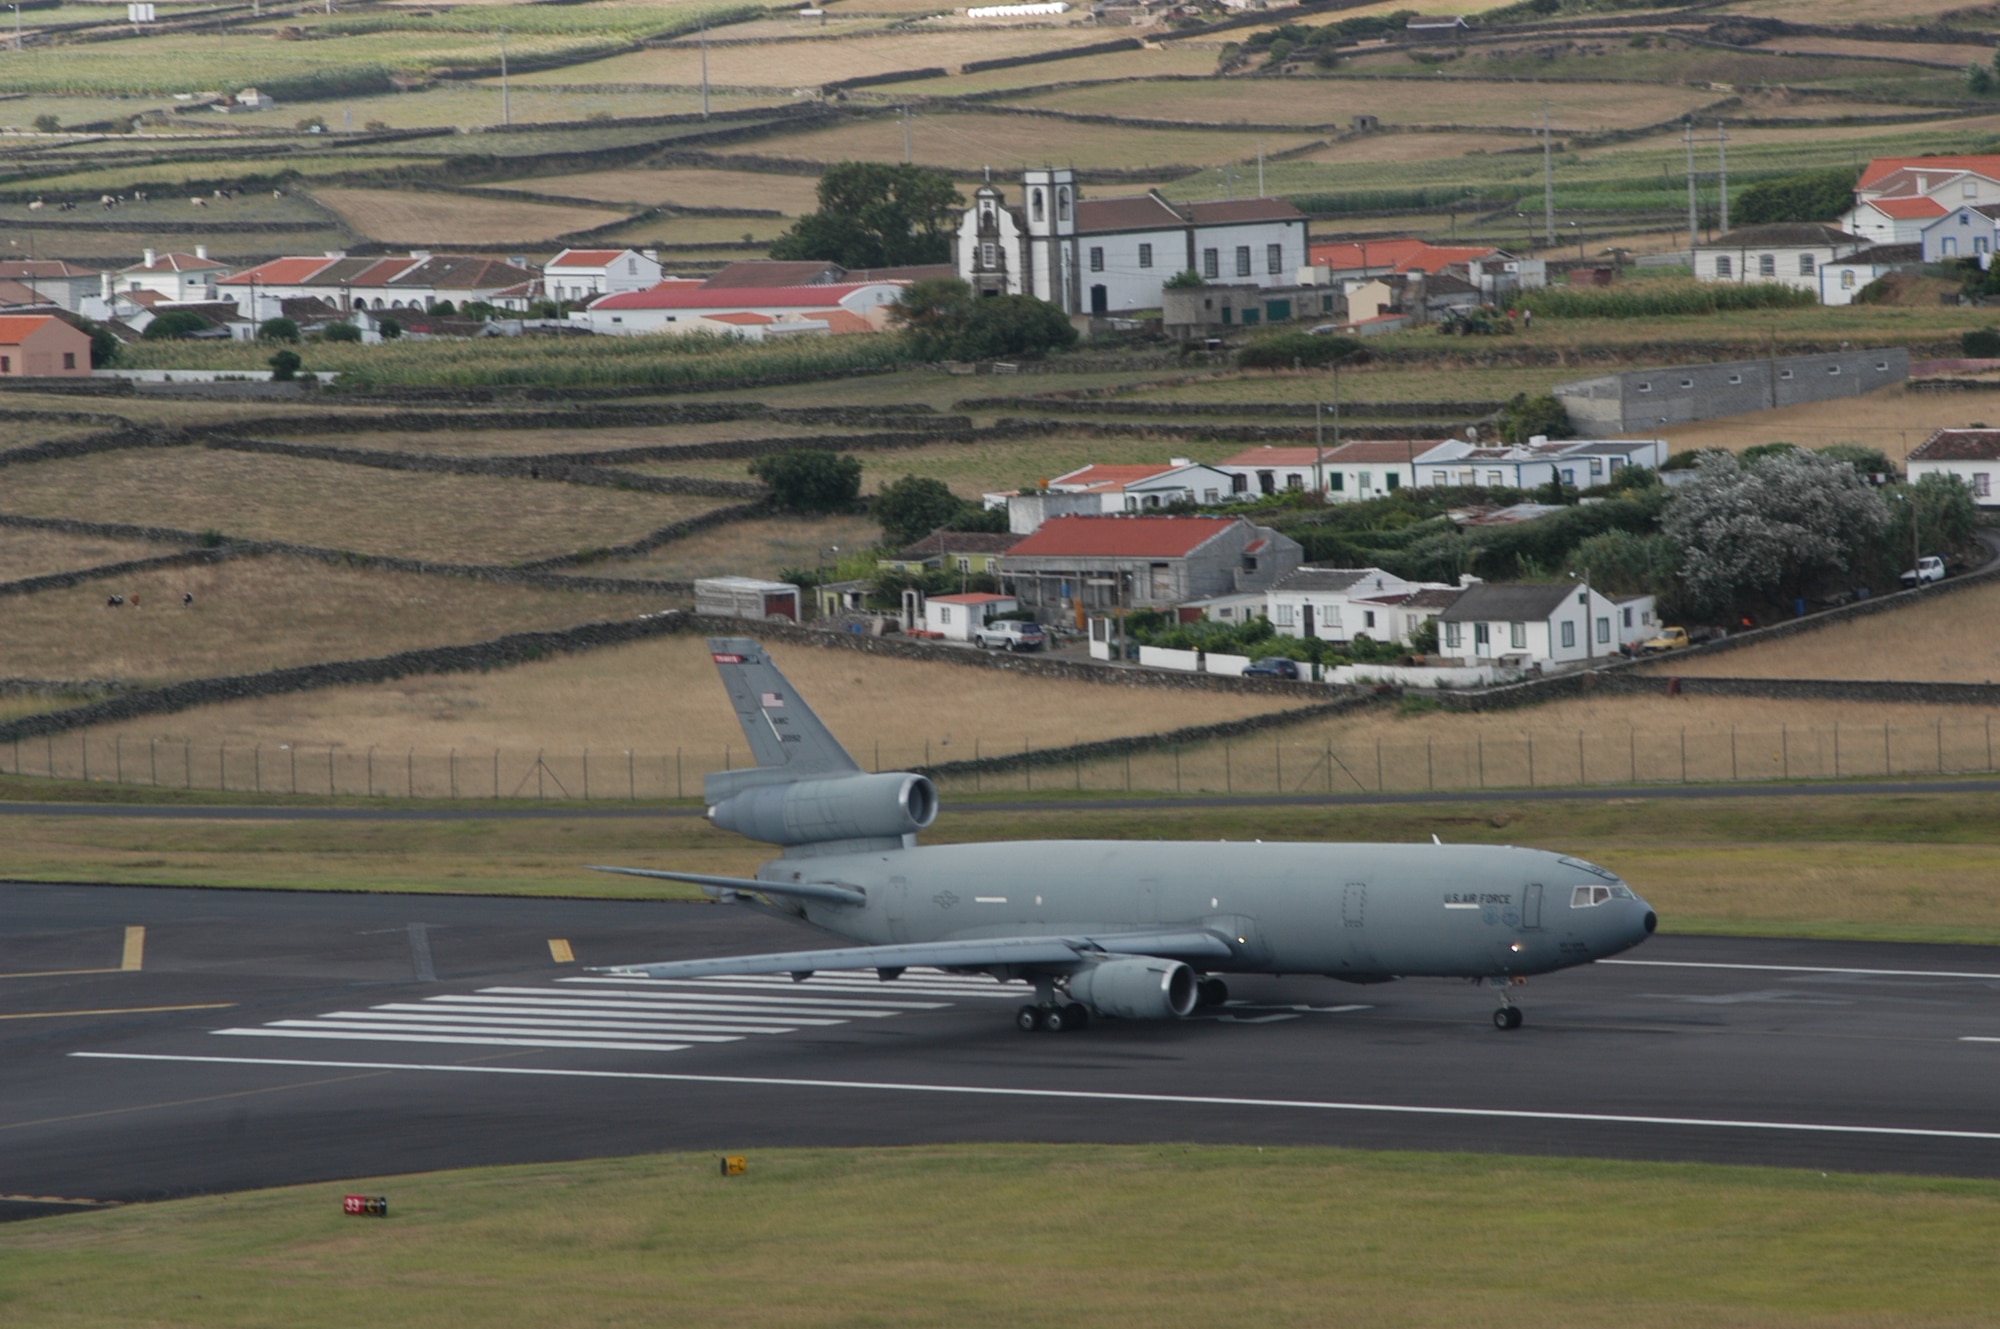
1512, 280, 1817, 319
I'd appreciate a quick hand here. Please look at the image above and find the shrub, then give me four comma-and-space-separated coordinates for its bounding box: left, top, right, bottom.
1163, 269, 1206, 290
875, 475, 968, 549
321, 322, 363, 343
1963, 327, 2000, 357
268, 349, 302, 381
32, 113, 59, 133
141, 311, 210, 340
892, 278, 1075, 360
256, 317, 300, 343
748, 449, 863, 513
1237, 332, 1367, 370
1734, 168, 1861, 225
1495, 392, 1571, 443
1512, 280, 1815, 318
378, 317, 402, 339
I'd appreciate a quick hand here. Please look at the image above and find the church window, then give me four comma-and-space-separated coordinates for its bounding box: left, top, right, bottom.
1089, 247, 1103, 272
1057, 188, 1070, 222
1032, 189, 1044, 222
1235, 246, 1251, 277
1203, 248, 1219, 279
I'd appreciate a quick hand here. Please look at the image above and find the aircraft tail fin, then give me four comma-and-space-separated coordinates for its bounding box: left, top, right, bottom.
706, 638, 859, 783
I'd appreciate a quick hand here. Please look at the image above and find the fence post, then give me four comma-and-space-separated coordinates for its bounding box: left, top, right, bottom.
630, 749, 636, 801
1527, 732, 1534, 788
1730, 725, 1737, 782
1224, 740, 1231, 794
1324, 739, 1331, 794
494, 748, 499, 800
329, 746, 335, 796
367, 746, 375, 797
1175, 744, 1182, 795
1679, 726, 1686, 783
408, 748, 414, 799
583, 748, 590, 802
115, 735, 122, 784
1125, 747, 1131, 792
450, 749, 457, 800
290, 743, 297, 793
675, 748, 682, 799
1375, 737, 1383, 792
975, 738, 981, 794
81, 733, 88, 783
1477, 732, 1484, 788
1024, 740, 1031, 792
1629, 727, 1636, 784
1938, 717, 1944, 774
537, 750, 545, 800
1988, 715, 1993, 773
1275, 737, 1282, 792
1426, 736, 1433, 792
1781, 724, 1788, 780
185, 739, 192, 790
1577, 729, 1585, 786
1883, 722, 1890, 776
1834, 722, 1840, 778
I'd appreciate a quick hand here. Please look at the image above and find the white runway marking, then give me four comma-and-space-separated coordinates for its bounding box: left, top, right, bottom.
208, 972, 974, 1053
1601, 960, 2000, 981
75, 1052, 2000, 1145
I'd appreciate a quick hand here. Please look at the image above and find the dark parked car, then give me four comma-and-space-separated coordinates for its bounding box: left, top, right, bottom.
1242, 656, 1300, 679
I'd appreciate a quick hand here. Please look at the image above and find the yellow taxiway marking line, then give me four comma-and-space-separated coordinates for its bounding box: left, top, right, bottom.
0, 1002, 235, 1021
548, 938, 575, 964
0, 924, 146, 980
0, 1193, 120, 1208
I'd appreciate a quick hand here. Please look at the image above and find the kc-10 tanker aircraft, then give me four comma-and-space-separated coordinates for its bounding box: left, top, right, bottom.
592, 638, 1658, 1032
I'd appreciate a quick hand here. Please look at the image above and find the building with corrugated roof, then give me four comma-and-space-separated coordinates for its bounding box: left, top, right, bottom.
998, 514, 1300, 614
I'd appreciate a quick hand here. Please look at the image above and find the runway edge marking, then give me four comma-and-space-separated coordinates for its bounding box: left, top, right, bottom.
1600, 960, 2000, 981
68, 1053, 2000, 1145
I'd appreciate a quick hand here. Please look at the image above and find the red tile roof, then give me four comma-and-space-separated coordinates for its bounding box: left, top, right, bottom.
1865, 196, 1948, 219
1219, 446, 1323, 467
1075, 193, 1188, 234
124, 252, 227, 273
702, 260, 844, 288
1050, 462, 1178, 487
218, 256, 338, 286
1911, 428, 2000, 461
1005, 515, 1239, 559
705, 311, 774, 325
0, 260, 99, 279
1308, 238, 1499, 272
549, 249, 628, 267
1326, 440, 1421, 463
0, 280, 55, 306
593, 282, 886, 311
0, 314, 74, 343
1183, 198, 1305, 225
1856, 155, 2000, 191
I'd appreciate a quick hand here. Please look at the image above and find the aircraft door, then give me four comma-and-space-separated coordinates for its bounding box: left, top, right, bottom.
1342, 882, 1366, 928
1522, 882, 1542, 930
1342, 881, 1379, 970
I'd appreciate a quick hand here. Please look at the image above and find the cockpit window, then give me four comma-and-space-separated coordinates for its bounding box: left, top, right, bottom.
1571, 885, 1613, 908
1560, 856, 1618, 882
1610, 885, 1633, 899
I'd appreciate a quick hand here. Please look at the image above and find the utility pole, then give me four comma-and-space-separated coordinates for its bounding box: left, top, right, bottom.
497, 29, 510, 127
1684, 119, 1698, 254
1716, 120, 1729, 235
700, 21, 710, 119
1542, 101, 1554, 246
901, 104, 911, 165
1314, 400, 1323, 496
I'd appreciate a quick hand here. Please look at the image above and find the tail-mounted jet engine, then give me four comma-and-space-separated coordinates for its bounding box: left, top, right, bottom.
1066, 957, 1199, 1020
707, 772, 938, 847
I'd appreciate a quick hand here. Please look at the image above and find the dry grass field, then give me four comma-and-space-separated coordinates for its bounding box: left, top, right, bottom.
0, 448, 726, 564
328, 420, 887, 457
0, 555, 669, 684
0, 528, 178, 582
1009, 77, 1723, 132
1294, 131, 1539, 164
890, 43, 1222, 94
309, 187, 631, 245
746, 111, 1309, 172
629, 435, 1238, 498
1130, 366, 1565, 406
1648, 584, 2000, 684
492, 167, 823, 213
220, 85, 772, 132
1657, 383, 1980, 458
516, 27, 1102, 87
596, 512, 883, 581
61, 633, 1313, 770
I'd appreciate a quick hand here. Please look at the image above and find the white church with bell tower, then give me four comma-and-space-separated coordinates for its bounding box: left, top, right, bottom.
955, 167, 1307, 317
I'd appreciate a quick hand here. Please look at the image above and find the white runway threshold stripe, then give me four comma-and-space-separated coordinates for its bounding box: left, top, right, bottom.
71, 1053, 2000, 1145
207, 975, 972, 1053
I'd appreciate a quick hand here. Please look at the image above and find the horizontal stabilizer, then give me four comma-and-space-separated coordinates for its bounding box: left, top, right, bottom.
590, 929, 1234, 982
588, 865, 865, 906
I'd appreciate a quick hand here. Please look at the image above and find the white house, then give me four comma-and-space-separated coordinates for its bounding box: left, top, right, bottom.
215, 252, 540, 313
1415, 438, 1667, 490
1920, 203, 2000, 265
1435, 581, 1625, 669
1842, 155, 2000, 245
1217, 446, 1323, 498
926, 592, 1018, 640
1907, 428, 2000, 506
1694, 224, 1877, 302
1215, 441, 1428, 501
1265, 567, 1422, 644
0, 260, 101, 312
576, 280, 904, 336
543, 248, 662, 303
955, 167, 1308, 315
1038, 460, 1236, 512
118, 248, 229, 302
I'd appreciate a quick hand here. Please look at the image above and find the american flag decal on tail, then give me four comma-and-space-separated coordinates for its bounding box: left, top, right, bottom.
761, 691, 785, 707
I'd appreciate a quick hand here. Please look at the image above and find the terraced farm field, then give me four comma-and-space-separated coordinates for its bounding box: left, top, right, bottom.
746, 111, 1315, 173
0, 528, 179, 582
310, 187, 632, 244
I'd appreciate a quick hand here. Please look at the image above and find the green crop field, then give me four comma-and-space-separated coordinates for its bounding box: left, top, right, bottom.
3, 1144, 1997, 1328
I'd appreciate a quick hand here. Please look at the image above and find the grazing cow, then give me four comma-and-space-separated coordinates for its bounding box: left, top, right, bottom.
26, 197, 42, 211
106, 595, 125, 608
57, 200, 73, 211
182, 592, 193, 607
133, 189, 148, 202
101, 194, 116, 210
190, 196, 206, 208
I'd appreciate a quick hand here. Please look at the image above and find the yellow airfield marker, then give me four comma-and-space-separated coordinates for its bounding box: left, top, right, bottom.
0, 1003, 235, 1021
121, 926, 146, 972
548, 939, 575, 963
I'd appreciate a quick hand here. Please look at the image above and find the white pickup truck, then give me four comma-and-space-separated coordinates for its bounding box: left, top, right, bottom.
1900, 556, 1946, 588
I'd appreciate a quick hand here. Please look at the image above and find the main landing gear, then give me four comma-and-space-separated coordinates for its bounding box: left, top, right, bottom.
1017, 1002, 1089, 1033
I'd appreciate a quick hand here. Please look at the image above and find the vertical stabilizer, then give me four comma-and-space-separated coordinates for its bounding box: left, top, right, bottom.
707, 638, 858, 777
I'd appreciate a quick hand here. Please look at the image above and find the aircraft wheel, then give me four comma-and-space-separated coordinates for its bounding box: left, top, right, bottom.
1061, 1002, 1089, 1031
1042, 1005, 1070, 1033
1015, 1004, 1045, 1032
1198, 978, 1229, 1008
1493, 1006, 1523, 1030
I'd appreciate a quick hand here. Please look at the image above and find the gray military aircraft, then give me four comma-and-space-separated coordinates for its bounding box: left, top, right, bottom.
592, 637, 1657, 1032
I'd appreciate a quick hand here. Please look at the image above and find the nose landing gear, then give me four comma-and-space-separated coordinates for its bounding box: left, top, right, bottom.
1488, 976, 1526, 1029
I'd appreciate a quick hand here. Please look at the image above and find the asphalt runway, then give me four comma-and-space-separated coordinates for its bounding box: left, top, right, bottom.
5, 879, 2000, 1223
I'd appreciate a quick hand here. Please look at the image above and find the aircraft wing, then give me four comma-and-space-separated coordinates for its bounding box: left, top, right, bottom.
591, 929, 1234, 981
589, 865, 864, 907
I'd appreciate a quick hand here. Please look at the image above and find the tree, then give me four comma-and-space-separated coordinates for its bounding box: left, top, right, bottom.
748, 449, 863, 513
1970, 63, 1996, 95
874, 474, 967, 549
72, 317, 119, 368
378, 317, 402, 339
1883, 473, 1977, 568
1661, 450, 1888, 616
1495, 391, 1572, 443
1964, 327, 2000, 356
32, 114, 60, 134
890, 279, 1076, 361
1816, 443, 1895, 479
321, 322, 363, 343
1732, 168, 1856, 226
267, 349, 302, 381
1164, 269, 1206, 289
256, 317, 300, 343
768, 162, 963, 269
141, 311, 210, 340
1565, 529, 1680, 601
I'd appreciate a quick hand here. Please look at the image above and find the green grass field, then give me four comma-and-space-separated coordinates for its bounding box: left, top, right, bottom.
3, 1144, 1996, 1327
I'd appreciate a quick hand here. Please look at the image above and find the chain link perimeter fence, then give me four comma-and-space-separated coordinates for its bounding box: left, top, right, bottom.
7, 717, 2000, 800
